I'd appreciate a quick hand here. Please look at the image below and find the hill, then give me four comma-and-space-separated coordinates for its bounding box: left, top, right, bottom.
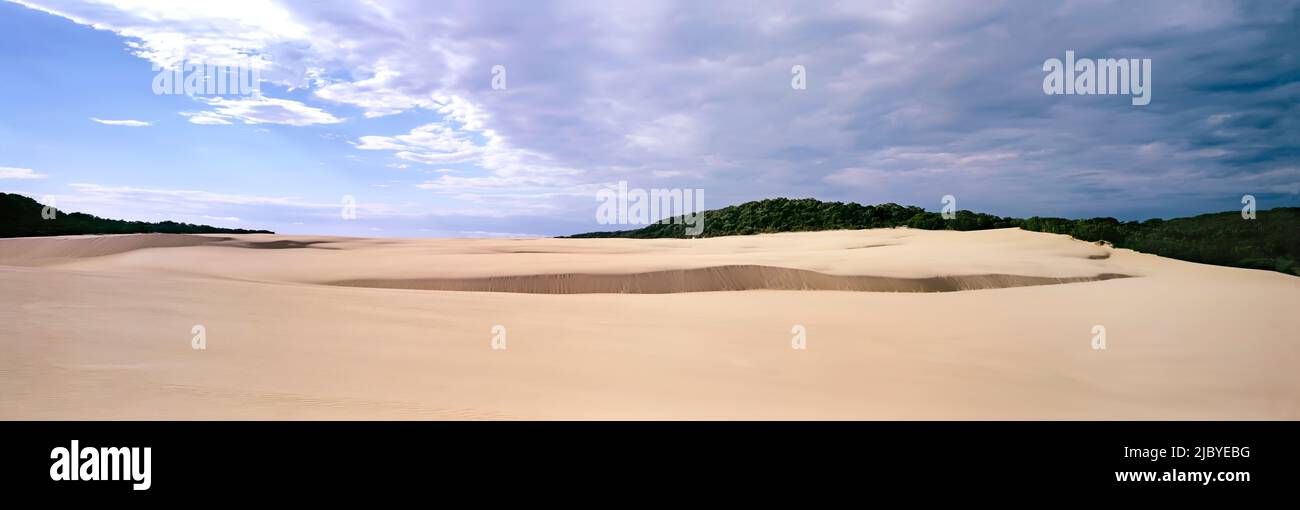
0, 192, 273, 238
566, 198, 1300, 276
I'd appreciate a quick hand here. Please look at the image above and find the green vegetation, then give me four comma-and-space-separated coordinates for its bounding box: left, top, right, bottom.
567, 197, 1300, 276
0, 192, 273, 238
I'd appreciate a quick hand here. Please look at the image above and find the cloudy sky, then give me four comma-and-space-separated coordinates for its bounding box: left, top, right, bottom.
0, 0, 1296, 236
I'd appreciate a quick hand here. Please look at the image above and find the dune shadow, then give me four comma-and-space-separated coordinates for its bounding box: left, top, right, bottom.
326, 265, 1132, 294
218, 240, 341, 250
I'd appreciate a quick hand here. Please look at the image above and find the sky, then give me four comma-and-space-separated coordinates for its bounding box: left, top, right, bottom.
0, 0, 1296, 237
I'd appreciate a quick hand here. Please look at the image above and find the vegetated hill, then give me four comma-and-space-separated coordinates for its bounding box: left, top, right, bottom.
0, 192, 273, 238
566, 198, 1300, 276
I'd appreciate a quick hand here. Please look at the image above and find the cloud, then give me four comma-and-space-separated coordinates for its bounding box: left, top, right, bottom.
313, 65, 436, 118
455, 230, 538, 238
11, 0, 1300, 225
90, 117, 151, 127
65, 183, 325, 208
47, 182, 576, 239
356, 121, 481, 163
46, 183, 419, 231
10, 0, 304, 76
0, 166, 46, 179
188, 97, 342, 126
180, 111, 233, 125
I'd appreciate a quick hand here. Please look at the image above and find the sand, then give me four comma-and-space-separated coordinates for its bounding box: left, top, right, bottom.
1, 228, 1297, 419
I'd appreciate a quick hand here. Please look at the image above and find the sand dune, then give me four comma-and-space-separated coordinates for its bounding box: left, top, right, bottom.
1, 229, 1297, 419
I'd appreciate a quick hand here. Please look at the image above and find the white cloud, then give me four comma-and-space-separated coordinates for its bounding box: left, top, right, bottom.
0, 166, 46, 179
66, 183, 321, 208
180, 111, 234, 125
90, 117, 151, 127
189, 97, 342, 126
12, 0, 306, 78
413, 175, 551, 191
48, 183, 431, 224
456, 230, 538, 238
356, 121, 481, 163
313, 65, 435, 118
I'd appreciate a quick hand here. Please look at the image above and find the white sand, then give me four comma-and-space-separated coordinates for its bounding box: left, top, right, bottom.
1, 228, 1297, 419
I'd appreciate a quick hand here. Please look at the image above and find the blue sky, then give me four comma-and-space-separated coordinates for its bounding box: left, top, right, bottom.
1, 0, 1297, 236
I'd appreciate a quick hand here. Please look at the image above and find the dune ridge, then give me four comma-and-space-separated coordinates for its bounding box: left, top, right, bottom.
0, 233, 223, 263
327, 265, 1131, 294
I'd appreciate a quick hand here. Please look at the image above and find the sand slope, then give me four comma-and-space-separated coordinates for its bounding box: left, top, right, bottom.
1, 229, 1297, 419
